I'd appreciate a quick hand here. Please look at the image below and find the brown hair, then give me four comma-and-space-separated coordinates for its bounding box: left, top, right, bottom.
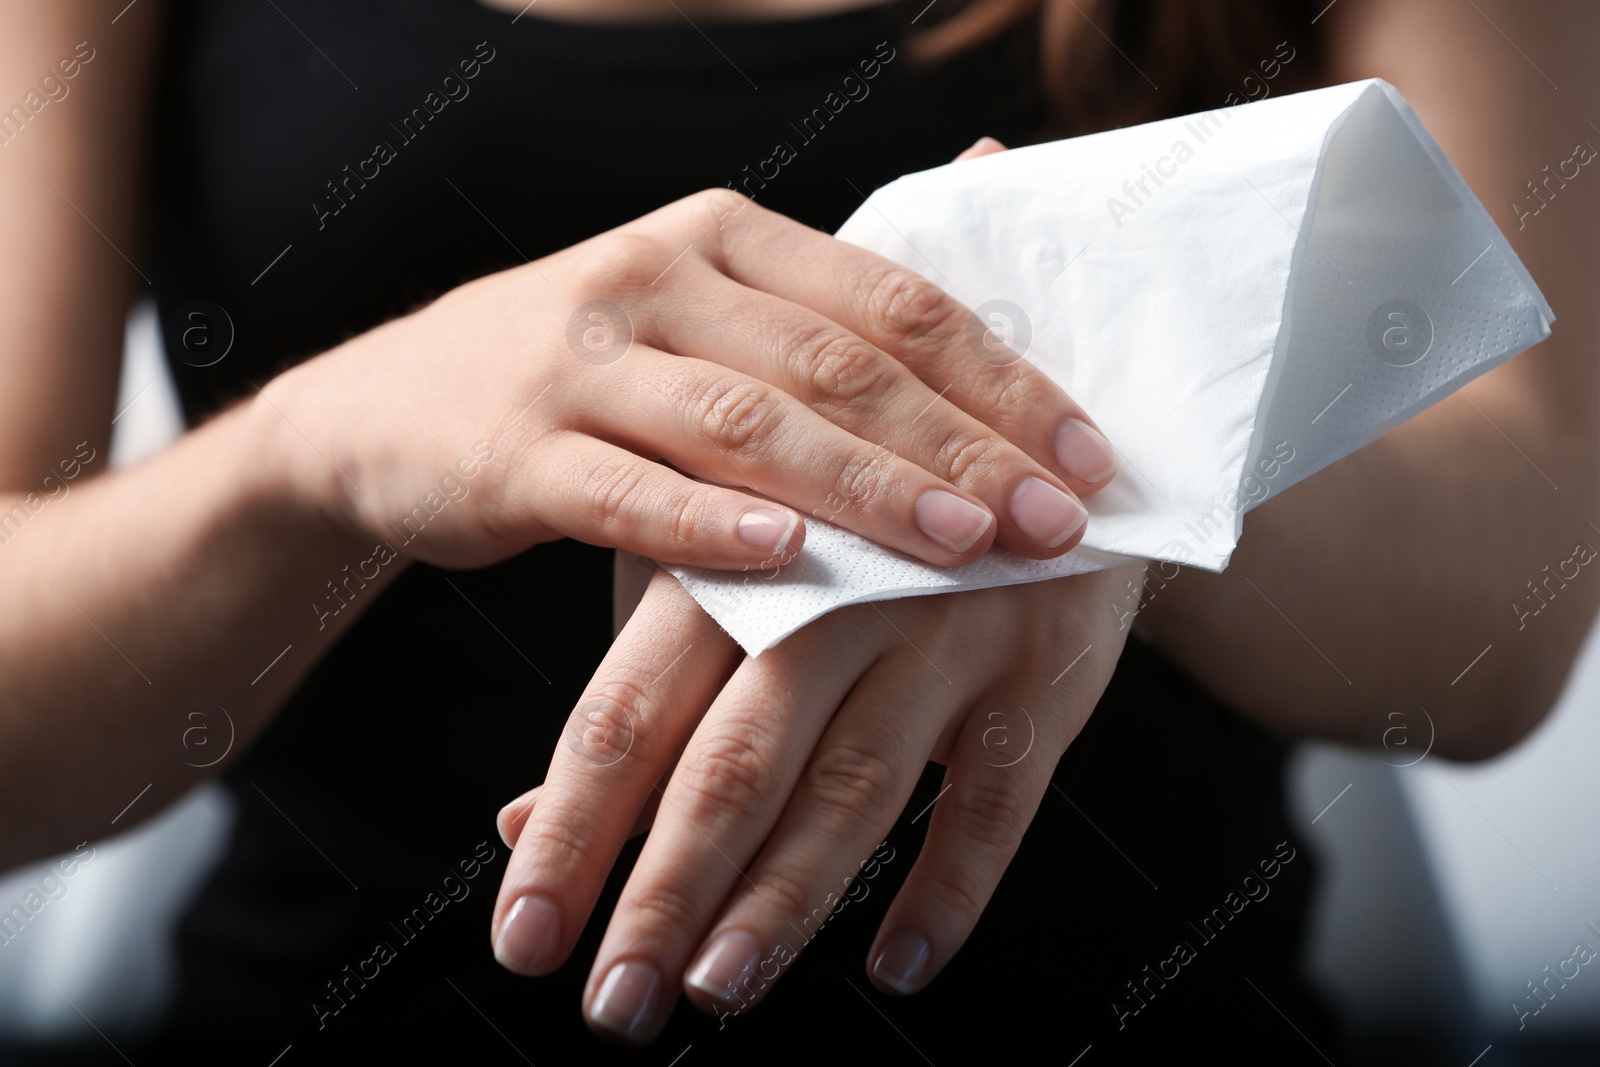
913, 0, 1326, 136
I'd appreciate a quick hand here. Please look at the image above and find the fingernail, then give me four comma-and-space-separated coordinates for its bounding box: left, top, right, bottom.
686, 929, 764, 1005
872, 930, 931, 994
494, 894, 562, 975
738, 508, 800, 554
1053, 417, 1118, 483
590, 959, 664, 1043
915, 490, 992, 553
1009, 477, 1087, 548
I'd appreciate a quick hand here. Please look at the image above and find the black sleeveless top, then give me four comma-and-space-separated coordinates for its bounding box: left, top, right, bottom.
98, 2, 1334, 1062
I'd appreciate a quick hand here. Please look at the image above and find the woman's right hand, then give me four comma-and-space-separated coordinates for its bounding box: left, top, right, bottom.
258, 188, 1119, 573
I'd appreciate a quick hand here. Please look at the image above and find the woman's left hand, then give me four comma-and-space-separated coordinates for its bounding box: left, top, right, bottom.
488, 559, 1140, 1044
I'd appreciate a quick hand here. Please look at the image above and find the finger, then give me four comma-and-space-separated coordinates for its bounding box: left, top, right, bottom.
490, 572, 741, 977
953, 136, 1007, 161
866, 703, 1065, 996
641, 259, 1089, 557
595, 350, 1004, 565
704, 201, 1120, 494
495, 784, 542, 849
579, 615, 886, 1044
497, 721, 688, 849
498, 783, 659, 850
531, 431, 806, 569
680, 643, 962, 1015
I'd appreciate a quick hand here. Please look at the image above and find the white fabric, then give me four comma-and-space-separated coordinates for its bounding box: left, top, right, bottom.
669, 79, 1553, 655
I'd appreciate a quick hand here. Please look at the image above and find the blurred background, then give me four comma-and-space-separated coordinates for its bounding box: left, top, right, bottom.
0, 302, 1596, 1063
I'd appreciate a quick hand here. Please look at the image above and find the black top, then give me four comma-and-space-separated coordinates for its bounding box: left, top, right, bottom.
86, 1, 1333, 1062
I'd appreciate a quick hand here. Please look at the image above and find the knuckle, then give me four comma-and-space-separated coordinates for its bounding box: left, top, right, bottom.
680, 717, 778, 817
659, 187, 757, 260
788, 327, 896, 416
924, 863, 988, 917
976, 365, 1047, 415
865, 266, 961, 347
519, 809, 605, 872
832, 443, 897, 512
571, 232, 674, 298
663, 483, 720, 551
625, 879, 702, 932
752, 864, 825, 926
582, 453, 650, 530
949, 778, 1028, 851
692, 185, 755, 235
692, 376, 786, 456
701, 185, 753, 211
566, 677, 658, 765
932, 429, 1009, 487
804, 743, 900, 822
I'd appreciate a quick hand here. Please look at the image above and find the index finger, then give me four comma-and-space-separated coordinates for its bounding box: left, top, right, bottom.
489, 572, 738, 977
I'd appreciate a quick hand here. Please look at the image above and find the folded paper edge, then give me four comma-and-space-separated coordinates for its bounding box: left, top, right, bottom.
675, 547, 1139, 655
1233, 80, 1555, 549
1228, 83, 1376, 569
1372, 79, 1554, 328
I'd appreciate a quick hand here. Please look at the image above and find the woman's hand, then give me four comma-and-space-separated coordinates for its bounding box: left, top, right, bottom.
490, 562, 1139, 1043
257, 182, 1117, 574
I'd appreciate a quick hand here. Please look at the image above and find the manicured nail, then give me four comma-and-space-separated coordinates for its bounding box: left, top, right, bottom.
494, 894, 562, 975
590, 959, 664, 1043
686, 929, 764, 1005
738, 508, 800, 554
872, 930, 931, 994
1009, 477, 1088, 548
1053, 417, 1118, 483
915, 490, 992, 553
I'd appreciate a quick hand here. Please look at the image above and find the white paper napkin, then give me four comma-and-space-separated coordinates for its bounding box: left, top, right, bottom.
669, 78, 1554, 655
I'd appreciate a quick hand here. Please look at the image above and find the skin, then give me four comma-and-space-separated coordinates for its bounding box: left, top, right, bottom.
484, 0, 1600, 1046
0, 0, 1594, 1049
0, 4, 1109, 864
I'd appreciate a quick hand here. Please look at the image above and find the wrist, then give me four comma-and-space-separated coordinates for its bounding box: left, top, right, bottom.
234, 365, 376, 559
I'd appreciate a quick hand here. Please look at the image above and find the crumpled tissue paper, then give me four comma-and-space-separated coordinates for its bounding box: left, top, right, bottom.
669, 78, 1554, 655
